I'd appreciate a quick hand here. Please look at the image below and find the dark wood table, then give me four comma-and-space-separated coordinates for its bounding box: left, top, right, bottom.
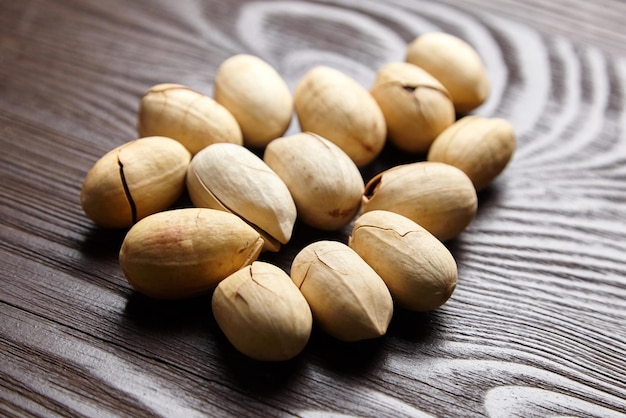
2, 1, 625, 416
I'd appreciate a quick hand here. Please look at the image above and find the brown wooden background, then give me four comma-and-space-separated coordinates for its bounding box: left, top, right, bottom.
1, 0, 625, 416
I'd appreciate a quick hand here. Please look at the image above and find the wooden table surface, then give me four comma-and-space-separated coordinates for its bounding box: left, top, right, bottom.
1, 0, 625, 417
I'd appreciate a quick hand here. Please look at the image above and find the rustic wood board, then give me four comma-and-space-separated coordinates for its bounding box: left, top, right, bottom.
1, 1, 625, 416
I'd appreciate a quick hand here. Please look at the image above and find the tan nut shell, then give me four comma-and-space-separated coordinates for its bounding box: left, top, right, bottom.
186, 143, 297, 251
212, 261, 312, 361
264, 132, 364, 230
406, 32, 490, 114
362, 161, 477, 241
214, 54, 293, 148
427, 116, 516, 191
119, 208, 264, 299
80, 136, 191, 228
294, 66, 386, 167
137, 83, 242, 155
371, 62, 455, 153
349, 210, 457, 311
291, 240, 393, 342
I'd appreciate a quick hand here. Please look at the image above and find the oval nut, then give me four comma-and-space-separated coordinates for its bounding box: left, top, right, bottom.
80, 136, 191, 228
212, 261, 313, 361
119, 208, 264, 299
349, 210, 457, 311
291, 240, 393, 342
362, 161, 477, 241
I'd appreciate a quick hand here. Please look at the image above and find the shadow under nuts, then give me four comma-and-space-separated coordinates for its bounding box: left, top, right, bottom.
349, 210, 457, 311
212, 261, 312, 362
370, 62, 455, 153
137, 83, 242, 155
264, 132, 364, 230
187, 143, 297, 252
427, 116, 516, 191
214, 54, 293, 148
362, 161, 477, 241
81, 136, 191, 229
119, 208, 264, 299
294, 66, 386, 167
291, 240, 393, 342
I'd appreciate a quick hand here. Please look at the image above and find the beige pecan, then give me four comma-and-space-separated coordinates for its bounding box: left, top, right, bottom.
119, 208, 264, 299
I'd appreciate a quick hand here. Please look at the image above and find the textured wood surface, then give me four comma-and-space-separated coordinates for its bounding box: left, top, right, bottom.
1, 0, 625, 417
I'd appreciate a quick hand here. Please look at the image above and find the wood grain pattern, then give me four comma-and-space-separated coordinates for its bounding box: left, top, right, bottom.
1, 0, 625, 417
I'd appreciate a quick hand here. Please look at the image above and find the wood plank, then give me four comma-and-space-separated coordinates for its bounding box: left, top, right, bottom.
1, 0, 625, 416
